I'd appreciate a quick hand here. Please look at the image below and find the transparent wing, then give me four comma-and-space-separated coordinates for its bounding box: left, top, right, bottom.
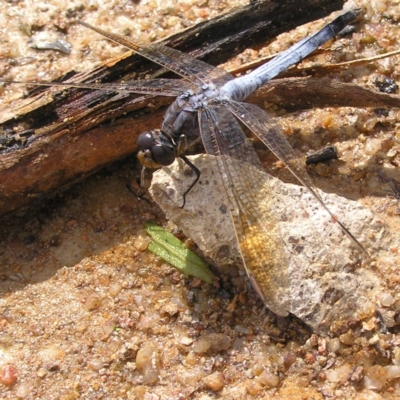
2, 78, 196, 97
79, 22, 233, 87
226, 100, 368, 257
198, 105, 291, 316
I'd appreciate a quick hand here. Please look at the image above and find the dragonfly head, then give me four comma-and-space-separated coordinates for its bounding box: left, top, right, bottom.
137, 130, 176, 169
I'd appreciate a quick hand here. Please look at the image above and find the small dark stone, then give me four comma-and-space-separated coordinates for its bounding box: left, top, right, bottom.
374, 75, 399, 94
374, 108, 389, 117
306, 145, 338, 165
219, 204, 228, 214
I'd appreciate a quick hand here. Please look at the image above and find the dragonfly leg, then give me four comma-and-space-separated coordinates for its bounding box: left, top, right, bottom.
126, 181, 151, 204
179, 155, 200, 209
127, 166, 153, 204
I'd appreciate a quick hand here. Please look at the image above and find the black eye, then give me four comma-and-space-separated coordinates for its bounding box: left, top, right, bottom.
137, 131, 155, 150
152, 145, 175, 166
137, 130, 176, 167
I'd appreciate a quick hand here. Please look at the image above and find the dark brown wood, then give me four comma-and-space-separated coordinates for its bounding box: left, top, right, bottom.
251, 76, 400, 110
0, 0, 348, 217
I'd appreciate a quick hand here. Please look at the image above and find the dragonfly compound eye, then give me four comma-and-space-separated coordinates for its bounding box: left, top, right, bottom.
151, 144, 175, 166
137, 131, 156, 151
137, 131, 175, 167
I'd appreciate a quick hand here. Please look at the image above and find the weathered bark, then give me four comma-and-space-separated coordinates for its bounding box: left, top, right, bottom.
0, 0, 349, 217
251, 76, 400, 110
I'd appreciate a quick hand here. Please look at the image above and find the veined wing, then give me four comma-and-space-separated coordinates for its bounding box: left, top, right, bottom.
226, 101, 369, 257
198, 105, 291, 316
3, 78, 195, 97
79, 22, 233, 87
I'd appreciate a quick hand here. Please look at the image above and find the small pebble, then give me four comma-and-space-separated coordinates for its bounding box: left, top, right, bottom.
327, 338, 341, 353
326, 364, 352, 384
177, 367, 204, 386
283, 352, 297, 369
258, 368, 280, 388
246, 380, 263, 395
193, 338, 211, 354
339, 331, 355, 346
83, 293, 102, 311
366, 365, 388, 391
15, 380, 35, 398
309, 334, 319, 347
0, 364, 18, 386
136, 344, 160, 384
380, 293, 395, 307
385, 365, 400, 381
180, 337, 193, 346
305, 352, 315, 365
209, 334, 232, 352
203, 372, 224, 391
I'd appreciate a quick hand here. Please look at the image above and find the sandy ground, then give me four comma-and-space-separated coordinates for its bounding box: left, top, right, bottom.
1, 0, 400, 399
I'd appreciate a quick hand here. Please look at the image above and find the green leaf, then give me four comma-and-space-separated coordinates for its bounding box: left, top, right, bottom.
145, 222, 217, 284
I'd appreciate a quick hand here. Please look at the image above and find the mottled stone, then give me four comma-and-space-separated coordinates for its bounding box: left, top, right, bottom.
150, 154, 397, 335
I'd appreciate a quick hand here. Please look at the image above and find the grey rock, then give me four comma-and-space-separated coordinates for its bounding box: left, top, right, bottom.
149, 154, 393, 335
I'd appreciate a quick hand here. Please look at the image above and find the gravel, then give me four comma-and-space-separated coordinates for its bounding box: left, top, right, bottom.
1, 0, 400, 398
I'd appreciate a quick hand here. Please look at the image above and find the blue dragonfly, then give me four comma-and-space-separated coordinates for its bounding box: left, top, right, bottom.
3, 9, 368, 315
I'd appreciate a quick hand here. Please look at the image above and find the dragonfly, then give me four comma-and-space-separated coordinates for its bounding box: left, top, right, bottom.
4, 9, 368, 316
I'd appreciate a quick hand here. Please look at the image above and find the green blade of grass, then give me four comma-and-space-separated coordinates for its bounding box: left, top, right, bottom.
145, 222, 217, 284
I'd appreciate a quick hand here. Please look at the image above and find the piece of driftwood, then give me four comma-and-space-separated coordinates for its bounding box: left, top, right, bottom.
0, 0, 361, 217
252, 76, 400, 110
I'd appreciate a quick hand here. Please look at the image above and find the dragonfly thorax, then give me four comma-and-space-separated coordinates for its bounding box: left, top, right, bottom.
137, 93, 202, 171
